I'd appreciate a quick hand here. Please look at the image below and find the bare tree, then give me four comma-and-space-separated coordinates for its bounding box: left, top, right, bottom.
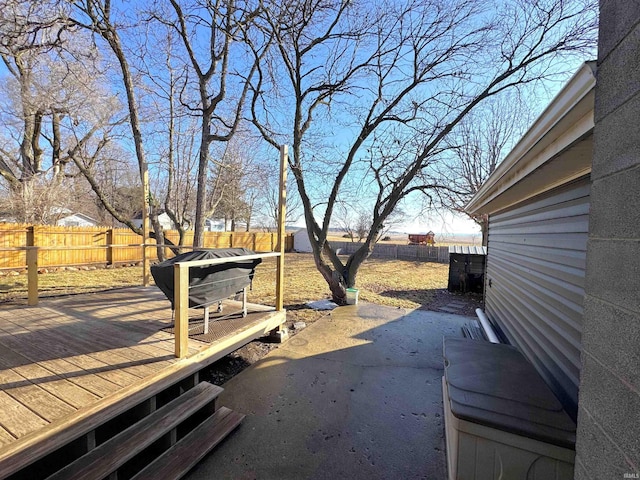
68, 0, 164, 249
255, 172, 302, 232
0, 0, 68, 185
151, 0, 272, 247
336, 204, 370, 243
437, 95, 533, 244
251, 0, 597, 303
136, 25, 199, 248
0, 1, 134, 224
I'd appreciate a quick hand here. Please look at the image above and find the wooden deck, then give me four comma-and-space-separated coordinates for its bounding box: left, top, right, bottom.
0, 287, 285, 476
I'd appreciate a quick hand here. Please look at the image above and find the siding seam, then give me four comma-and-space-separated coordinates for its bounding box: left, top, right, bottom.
587, 237, 640, 243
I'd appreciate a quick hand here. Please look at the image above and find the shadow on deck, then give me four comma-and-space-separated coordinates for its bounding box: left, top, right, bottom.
0, 286, 285, 478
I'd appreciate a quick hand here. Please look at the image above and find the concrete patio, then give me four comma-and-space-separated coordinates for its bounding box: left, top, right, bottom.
185, 302, 471, 480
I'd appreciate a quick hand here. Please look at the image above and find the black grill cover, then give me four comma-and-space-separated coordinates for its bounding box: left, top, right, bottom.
150, 248, 262, 310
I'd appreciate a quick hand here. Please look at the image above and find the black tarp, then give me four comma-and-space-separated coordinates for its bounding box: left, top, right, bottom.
150, 248, 262, 310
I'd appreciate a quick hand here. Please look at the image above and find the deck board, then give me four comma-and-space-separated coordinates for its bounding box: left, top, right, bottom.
0, 390, 48, 438
0, 367, 76, 421
0, 346, 99, 409
0, 286, 285, 469
0, 331, 123, 397
0, 425, 15, 447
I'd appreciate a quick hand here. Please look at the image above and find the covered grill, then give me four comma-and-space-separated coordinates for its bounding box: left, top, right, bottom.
151, 248, 262, 333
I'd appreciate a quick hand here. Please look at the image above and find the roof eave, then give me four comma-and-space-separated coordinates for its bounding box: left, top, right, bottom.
466, 61, 596, 216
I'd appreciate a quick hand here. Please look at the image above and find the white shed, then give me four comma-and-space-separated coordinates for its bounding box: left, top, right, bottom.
293, 228, 313, 253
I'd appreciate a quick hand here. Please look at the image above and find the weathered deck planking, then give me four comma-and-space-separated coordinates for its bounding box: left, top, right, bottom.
0, 345, 100, 409
0, 286, 284, 469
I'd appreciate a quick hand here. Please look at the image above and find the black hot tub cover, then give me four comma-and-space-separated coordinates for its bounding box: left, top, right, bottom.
150, 248, 262, 310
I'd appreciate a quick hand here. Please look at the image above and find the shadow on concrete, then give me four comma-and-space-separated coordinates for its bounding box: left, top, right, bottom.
185, 302, 469, 480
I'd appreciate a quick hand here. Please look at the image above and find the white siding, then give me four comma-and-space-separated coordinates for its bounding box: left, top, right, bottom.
485, 176, 590, 419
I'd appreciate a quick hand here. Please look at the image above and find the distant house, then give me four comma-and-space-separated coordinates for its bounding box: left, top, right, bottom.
0, 209, 98, 227
205, 218, 225, 232
56, 212, 98, 227
132, 211, 174, 230
132, 212, 228, 232
0, 213, 16, 223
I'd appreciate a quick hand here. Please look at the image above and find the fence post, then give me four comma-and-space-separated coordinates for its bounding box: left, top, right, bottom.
174, 262, 189, 358
27, 247, 38, 306
106, 229, 114, 265
25, 226, 38, 306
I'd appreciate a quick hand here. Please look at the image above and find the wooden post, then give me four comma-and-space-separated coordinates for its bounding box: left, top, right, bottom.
25, 226, 38, 306
106, 228, 114, 265
142, 165, 150, 286
174, 262, 189, 358
26, 247, 38, 306
275, 145, 288, 311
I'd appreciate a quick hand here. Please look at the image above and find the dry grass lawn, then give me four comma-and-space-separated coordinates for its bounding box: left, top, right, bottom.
0, 253, 449, 311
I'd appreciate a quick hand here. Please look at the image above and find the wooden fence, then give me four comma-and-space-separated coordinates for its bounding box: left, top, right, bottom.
0, 223, 293, 270
330, 241, 450, 263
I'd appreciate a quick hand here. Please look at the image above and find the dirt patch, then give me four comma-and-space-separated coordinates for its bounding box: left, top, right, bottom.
423, 288, 484, 317
202, 307, 329, 386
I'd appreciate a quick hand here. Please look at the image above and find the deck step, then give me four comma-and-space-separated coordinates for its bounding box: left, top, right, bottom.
132, 406, 245, 480
46, 382, 223, 480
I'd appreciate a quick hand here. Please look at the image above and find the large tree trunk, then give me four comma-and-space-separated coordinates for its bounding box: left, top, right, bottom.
193, 108, 212, 248
150, 206, 166, 262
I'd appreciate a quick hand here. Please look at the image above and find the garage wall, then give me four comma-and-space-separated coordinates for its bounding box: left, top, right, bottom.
485, 176, 590, 419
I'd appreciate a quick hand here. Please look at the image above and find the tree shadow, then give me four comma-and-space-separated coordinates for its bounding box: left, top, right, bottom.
379, 287, 483, 314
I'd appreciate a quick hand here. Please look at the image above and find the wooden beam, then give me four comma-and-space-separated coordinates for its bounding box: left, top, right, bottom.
106, 229, 114, 266
25, 225, 39, 307
275, 145, 288, 312
142, 165, 150, 287
174, 263, 189, 358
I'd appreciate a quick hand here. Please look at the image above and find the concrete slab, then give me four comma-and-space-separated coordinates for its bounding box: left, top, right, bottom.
185, 303, 469, 480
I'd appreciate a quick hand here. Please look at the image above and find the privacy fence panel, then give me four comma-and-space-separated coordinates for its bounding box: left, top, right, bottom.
0, 223, 290, 270
0, 223, 28, 269
329, 241, 449, 263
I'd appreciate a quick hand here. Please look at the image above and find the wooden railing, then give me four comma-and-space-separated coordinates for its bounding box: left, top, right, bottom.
173, 252, 284, 358
3, 243, 187, 306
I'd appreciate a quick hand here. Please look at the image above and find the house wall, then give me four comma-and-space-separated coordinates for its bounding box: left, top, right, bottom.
484, 176, 590, 420
574, 3, 640, 478
57, 214, 96, 227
